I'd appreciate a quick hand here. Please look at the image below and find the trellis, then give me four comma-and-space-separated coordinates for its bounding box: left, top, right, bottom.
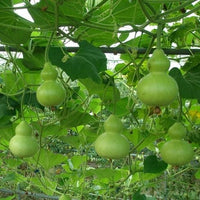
1, 46, 200, 55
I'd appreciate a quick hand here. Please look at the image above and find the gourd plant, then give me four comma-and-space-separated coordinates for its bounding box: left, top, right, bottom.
94, 114, 130, 159
9, 121, 39, 158
160, 122, 194, 166
36, 62, 66, 107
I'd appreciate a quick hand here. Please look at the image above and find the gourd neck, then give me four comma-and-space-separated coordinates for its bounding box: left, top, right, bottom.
15, 121, 33, 136
41, 62, 58, 81
148, 49, 170, 73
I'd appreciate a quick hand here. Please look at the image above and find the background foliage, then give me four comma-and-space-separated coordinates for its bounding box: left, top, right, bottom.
0, 0, 200, 199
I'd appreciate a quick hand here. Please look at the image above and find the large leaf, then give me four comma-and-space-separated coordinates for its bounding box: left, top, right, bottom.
60, 109, 96, 128
112, 0, 146, 25
181, 54, 200, 72
75, 0, 147, 46
0, 0, 32, 44
74, 26, 117, 46
80, 78, 120, 103
1, 70, 24, 94
27, 0, 85, 28
169, 19, 196, 47
0, 124, 14, 141
74, 2, 117, 46
85, 168, 128, 182
30, 176, 57, 196
169, 67, 200, 100
121, 34, 153, 49
16, 89, 43, 109
69, 155, 87, 170
106, 97, 130, 116
0, 95, 19, 126
34, 149, 67, 170
21, 46, 45, 70
132, 191, 146, 200
144, 155, 168, 173
49, 41, 107, 82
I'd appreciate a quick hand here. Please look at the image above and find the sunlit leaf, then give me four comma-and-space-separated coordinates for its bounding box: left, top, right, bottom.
49, 41, 107, 82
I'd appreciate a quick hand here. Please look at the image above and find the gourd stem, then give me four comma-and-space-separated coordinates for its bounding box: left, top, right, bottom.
177, 95, 182, 122
156, 23, 163, 49
45, 31, 55, 62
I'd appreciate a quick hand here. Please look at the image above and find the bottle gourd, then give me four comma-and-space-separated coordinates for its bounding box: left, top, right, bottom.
137, 49, 179, 106
94, 115, 130, 159
160, 122, 194, 166
9, 121, 39, 158
36, 62, 66, 107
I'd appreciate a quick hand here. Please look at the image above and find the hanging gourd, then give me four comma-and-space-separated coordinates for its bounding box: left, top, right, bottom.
9, 121, 39, 158
136, 49, 179, 106
36, 62, 66, 107
94, 115, 130, 159
160, 122, 194, 166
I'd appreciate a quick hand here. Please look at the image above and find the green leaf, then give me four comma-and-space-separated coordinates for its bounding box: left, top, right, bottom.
144, 155, 168, 173
74, 27, 116, 47
0, 196, 16, 200
124, 129, 159, 152
169, 67, 200, 100
2, 172, 25, 183
30, 176, 57, 196
122, 34, 153, 48
16, 89, 43, 109
1, 70, 23, 94
21, 46, 45, 70
87, 98, 102, 114
0, 95, 19, 126
60, 109, 96, 128
42, 124, 67, 137
132, 190, 146, 200
195, 168, 200, 179
49, 41, 107, 82
80, 78, 120, 103
74, 2, 117, 46
0, 0, 12, 7
181, 54, 200, 72
0, 103, 15, 119
85, 168, 128, 182
27, 0, 84, 28
106, 97, 130, 116
70, 155, 87, 170
34, 149, 67, 170
0, 1, 32, 44
61, 135, 82, 149
13, 0, 22, 4
59, 0, 85, 20
113, 0, 146, 25
0, 124, 14, 141
80, 125, 98, 144
169, 22, 195, 47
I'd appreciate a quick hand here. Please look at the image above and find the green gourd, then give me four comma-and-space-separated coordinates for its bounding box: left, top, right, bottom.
36, 62, 66, 106
137, 49, 179, 106
94, 115, 130, 159
9, 121, 39, 158
168, 122, 187, 140
160, 122, 194, 166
